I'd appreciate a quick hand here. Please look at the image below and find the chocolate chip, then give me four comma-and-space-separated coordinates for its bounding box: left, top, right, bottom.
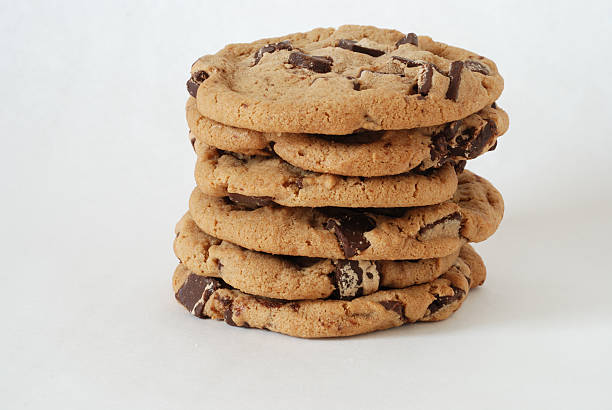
396, 33, 418, 47
253, 41, 293, 65
280, 255, 323, 269
464, 60, 490, 75
491, 102, 497, 109
337, 39, 385, 57
391, 56, 421, 67
417, 212, 462, 240
227, 193, 275, 209
190, 136, 196, 151
330, 260, 364, 300
445, 61, 464, 101
379, 300, 406, 321
418, 63, 434, 96
288, 52, 333, 73
322, 210, 376, 258
175, 274, 223, 317
427, 287, 465, 315
218, 297, 237, 326
186, 70, 209, 98
465, 120, 497, 158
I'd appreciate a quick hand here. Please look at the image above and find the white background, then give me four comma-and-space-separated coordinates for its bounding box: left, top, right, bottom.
2, 1, 611, 409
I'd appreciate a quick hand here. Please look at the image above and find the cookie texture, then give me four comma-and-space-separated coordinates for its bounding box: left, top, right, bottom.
189, 25, 503, 134
174, 213, 486, 300
188, 170, 503, 260
187, 98, 508, 177
172, 247, 481, 338
193, 142, 459, 208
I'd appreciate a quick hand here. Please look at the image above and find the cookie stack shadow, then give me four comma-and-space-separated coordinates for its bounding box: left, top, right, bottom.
173, 25, 507, 338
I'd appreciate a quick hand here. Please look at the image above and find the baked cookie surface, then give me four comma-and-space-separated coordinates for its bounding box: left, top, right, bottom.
188, 170, 504, 260
187, 98, 508, 177
172, 247, 483, 338
193, 142, 460, 208
189, 25, 503, 134
174, 213, 485, 300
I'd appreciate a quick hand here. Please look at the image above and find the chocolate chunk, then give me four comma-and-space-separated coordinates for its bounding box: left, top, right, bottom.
418, 212, 462, 240
253, 41, 293, 65
337, 39, 385, 57
330, 260, 364, 300
418, 63, 434, 96
491, 102, 497, 109
322, 210, 376, 258
464, 60, 490, 75
427, 287, 465, 315
430, 121, 462, 163
445, 61, 464, 101
465, 120, 497, 158
186, 70, 209, 98
391, 56, 421, 67
288, 52, 333, 73
280, 255, 324, 269
396, 33, 418, 47
175, 274, 223, 317
218, 297, 237, 326
227, 193, 275, 209
379, 300, 406, 320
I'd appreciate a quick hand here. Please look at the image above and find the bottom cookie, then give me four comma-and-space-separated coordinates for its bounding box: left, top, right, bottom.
172, 250, 485, 338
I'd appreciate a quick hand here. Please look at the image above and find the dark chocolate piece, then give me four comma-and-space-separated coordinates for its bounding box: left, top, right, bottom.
330, 260, 364, 300
323, 211, 376, 258
186, 70, 209, 98
395, 33, 418, 47
337, 39, 385, 57
253, 41, 293, 65
379, 300, 406, 320
288, 52, 333, 73
418, 63, 434, 96
218, 297, 237, 326
175, 274, 223, 317
445, 61, 464, 101
427, 287, 465, 315
464, 60, 490, 75
227, 193, 275, 209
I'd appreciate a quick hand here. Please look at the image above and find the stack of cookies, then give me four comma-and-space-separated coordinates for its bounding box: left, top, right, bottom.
173, 25, 507, 338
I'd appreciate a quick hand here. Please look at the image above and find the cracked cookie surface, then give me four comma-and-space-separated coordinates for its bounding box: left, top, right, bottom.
189, 25, 503, 134
187, 98, 508, 177
188, 170, 504, 260
175, 213, 485, 300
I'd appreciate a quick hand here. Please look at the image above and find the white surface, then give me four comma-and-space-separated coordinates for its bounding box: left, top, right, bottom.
1, 1, 611, 409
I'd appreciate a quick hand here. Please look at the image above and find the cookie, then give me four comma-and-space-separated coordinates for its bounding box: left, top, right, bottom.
172, 249, 480, 338
188, 25, 503, 134
188, 170, 504, 260
193, 142, 459, 208
187, 98, 508, 177
174, 213, 485, 300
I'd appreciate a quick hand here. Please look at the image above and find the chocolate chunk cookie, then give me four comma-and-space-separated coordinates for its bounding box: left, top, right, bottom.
187, 98, 508, 177
193, 142, 459, 208
189, 25, 503, 134
188, 170, 503, 260
172, 250, 480, 338
175, 213, 485, 300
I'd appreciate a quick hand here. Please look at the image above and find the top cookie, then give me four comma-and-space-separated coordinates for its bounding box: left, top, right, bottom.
189, 25, 504, 134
